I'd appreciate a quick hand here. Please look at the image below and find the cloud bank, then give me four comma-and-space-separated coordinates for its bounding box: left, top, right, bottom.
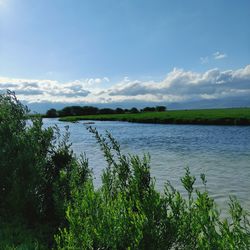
104, 65, 250, 104
0, 65, 250, 108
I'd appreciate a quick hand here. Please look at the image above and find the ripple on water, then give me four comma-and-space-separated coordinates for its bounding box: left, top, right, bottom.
43, 119, 250, 213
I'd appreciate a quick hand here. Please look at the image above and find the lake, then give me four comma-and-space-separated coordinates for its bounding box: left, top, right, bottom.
43, 118, 250, 215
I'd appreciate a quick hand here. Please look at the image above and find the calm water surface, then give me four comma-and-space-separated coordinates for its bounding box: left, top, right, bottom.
43, 118, 250, 214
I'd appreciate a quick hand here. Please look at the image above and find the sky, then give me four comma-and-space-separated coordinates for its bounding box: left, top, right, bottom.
0, 0, 250, 112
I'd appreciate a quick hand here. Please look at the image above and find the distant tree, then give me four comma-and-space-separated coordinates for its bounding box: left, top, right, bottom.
115, 108, 125, 114
57, 106, 99, 117
70, 106, 84, 116
59, 106, 73, 117
155, 106, 167, 112
99, 108, 115, 114
130, 107, 139, 113
82, 106, 99, 115
141, 107, 156, 112
46, 108, 57, 118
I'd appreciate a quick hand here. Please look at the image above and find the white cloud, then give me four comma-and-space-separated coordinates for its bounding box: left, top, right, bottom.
0, 65, 250, 105
200, 52, 227, 64
107, 65, 250, 102
0, 76, 111, 103
213, 51, 227, 60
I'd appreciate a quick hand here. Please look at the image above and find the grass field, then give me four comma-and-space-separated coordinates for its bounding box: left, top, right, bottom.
59, 108, 250, 125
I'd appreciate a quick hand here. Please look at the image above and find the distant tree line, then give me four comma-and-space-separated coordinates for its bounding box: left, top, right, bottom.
45, 105, 167, 118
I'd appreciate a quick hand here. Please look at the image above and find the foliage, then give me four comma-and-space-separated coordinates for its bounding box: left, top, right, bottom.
130, 107, 139, 113
58, 106, 99, 117
0, 91, 91, 248
115, 108, 125, 114
0, 219, 47, 250
155, 105, 167, 112
56, 128, 250, 249
140, 106, 166, 112
46, 108, 57, 118
141, 106, 156, 112
46, 105, 167, 118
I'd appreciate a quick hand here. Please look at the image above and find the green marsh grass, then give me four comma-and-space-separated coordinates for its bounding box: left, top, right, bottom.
59, 108, 250, 125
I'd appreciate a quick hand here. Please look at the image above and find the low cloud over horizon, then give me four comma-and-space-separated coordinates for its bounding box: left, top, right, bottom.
1, 65, 250, 111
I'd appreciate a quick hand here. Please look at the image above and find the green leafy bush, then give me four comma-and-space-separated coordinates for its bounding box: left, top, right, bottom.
0, 219, 47, 250
56, 128, 250, 249
0, 91, 90, 248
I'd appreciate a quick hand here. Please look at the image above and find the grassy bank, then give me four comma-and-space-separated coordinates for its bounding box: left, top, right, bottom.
59, 108, 250, 125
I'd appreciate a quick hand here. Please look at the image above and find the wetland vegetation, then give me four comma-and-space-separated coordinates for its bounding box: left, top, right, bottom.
59, 108, 250, 125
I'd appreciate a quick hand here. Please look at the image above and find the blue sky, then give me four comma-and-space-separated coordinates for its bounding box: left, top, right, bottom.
0, 0, 250, 111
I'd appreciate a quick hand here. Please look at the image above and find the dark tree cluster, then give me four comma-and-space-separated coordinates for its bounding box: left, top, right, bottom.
46, 105, 167, 117
141, 106, 166, 112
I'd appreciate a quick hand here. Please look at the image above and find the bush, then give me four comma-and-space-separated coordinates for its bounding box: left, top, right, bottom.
0, 91, 91, 248
0, 219, 47, 250
56, 128, 250, 249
